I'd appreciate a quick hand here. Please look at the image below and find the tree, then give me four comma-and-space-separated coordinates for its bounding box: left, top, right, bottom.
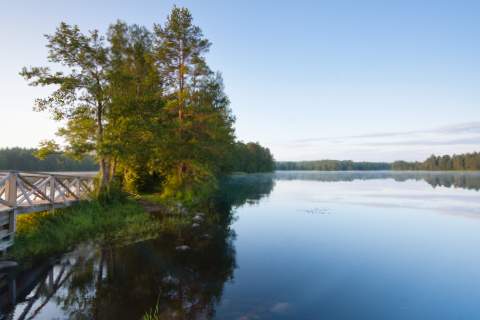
231, 142, 275, 173
152, 7, 236, 202
106, 21, 164, 192
20, 7, 272, 201
20, 23, 112, 193
154, 6, 211, 124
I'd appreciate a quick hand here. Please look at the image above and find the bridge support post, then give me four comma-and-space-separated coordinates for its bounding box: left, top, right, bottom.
4, 173, 17, 247
49, 176, 56, 203
5, 173, 17, 208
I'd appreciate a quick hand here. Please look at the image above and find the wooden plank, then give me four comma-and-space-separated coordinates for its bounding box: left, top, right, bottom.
81, 180, 93, 194
17, 174, 51, 203
54, 177, 79, 201
54, 180, 67, 203
0, 173, 10, 187
9, 209, 15, 233
0, 239, 13, 251
17, 180, 34, 206
5, 173, 17, 207
0, 213, 9, 226
0, 198, 12, 207
0, 229, 11, 239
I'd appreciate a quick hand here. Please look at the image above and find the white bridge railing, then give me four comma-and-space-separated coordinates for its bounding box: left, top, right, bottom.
0, 171, 95, 252
0, 171, 95, 213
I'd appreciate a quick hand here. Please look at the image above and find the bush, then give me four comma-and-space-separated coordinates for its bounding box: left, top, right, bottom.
160, 161, 217, 205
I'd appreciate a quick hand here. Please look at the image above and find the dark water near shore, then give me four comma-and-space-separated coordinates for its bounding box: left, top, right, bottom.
2, 171, 480, 319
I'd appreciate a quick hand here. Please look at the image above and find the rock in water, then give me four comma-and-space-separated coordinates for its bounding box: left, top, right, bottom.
193, 215, 203, 222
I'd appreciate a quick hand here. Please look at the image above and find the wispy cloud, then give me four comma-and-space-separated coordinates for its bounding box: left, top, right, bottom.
273, 121, 480, 161
293, 121, 480, 144
364, 136, 480, 146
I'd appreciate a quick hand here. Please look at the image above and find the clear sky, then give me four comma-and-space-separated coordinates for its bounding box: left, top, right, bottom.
1, 0, 479, 162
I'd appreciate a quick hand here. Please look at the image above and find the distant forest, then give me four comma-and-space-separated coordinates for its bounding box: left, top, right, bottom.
276, 160, 390, 171
277, 152, 480, 171
3, 148, 479, 173
0, 144, 274, 173
391, 152, 480, 171
0, 148, 98, 171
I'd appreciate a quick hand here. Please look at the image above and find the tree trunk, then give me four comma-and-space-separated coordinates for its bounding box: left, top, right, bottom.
98, 158, 111, 194
96, 101, 111, 195
110, 157, 117, 182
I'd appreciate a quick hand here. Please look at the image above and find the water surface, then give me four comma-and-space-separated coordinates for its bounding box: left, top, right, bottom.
2, 171, 480, 319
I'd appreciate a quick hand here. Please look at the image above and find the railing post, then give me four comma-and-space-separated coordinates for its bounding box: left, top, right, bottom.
5, 172, 17, 208
49, 176, 56, 203
76, 178, 81, 198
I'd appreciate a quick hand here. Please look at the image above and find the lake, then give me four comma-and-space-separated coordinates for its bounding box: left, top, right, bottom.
2, 171, 480, 319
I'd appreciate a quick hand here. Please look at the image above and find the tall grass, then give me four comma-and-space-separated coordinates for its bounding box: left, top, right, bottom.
10, 199, 185, 260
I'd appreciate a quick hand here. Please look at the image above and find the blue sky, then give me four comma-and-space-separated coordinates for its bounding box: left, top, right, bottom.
1, 0, 479, 161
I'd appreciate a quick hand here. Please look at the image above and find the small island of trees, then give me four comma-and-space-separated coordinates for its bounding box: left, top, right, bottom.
19, 7, 274, 201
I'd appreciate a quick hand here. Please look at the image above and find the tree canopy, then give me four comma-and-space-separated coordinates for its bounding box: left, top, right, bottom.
21, 6, 274, 201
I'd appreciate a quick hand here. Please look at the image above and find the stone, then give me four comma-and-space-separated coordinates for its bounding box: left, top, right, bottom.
192, 215, 203, 222
175, 245, 191, 251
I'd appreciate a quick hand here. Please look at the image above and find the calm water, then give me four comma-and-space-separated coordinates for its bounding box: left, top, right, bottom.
2, 171, 480, 319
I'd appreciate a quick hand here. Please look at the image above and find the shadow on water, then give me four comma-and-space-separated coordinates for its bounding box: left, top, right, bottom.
0, 173, 276, 320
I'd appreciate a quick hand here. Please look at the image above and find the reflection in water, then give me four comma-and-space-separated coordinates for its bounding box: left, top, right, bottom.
0, 173, 275, 320
2, 171, 480, 319
275, 171, 480, 217
217, 174, 276, 207
275, 170, 480, 190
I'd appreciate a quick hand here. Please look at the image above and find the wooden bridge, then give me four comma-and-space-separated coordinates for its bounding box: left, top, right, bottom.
0, 171, 95, 252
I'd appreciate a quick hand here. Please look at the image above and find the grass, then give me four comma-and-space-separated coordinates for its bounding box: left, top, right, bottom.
9, 198, 191, 261
142, 303, 161, 320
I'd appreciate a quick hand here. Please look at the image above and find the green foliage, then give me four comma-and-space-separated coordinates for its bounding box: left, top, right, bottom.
143, 304, 161, 320
278, 152, 480, 172
10, 200, 157, 260
392, 152, 480, 171
20, 21, 114, 191
96, 176, 129, 204
0, 147, 97, 171
230, 142, 275, 173
161, 161, 218, 205
276, 160, 390, 171
33, 139, 61, 160
20, 6, 273, 202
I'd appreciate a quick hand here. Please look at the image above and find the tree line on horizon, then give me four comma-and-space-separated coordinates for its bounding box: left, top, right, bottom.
276, 151, 480, 171
0, 147, 97, 171
276, 160, 391, 171
2, 147, 478, 174
391, 152, 480, 171
0, 144, 274, 174
20, 7, 274, 201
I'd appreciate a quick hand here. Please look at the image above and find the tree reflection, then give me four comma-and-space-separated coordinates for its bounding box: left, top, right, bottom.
1, 173, 275, 320
274, 171, 480, 191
